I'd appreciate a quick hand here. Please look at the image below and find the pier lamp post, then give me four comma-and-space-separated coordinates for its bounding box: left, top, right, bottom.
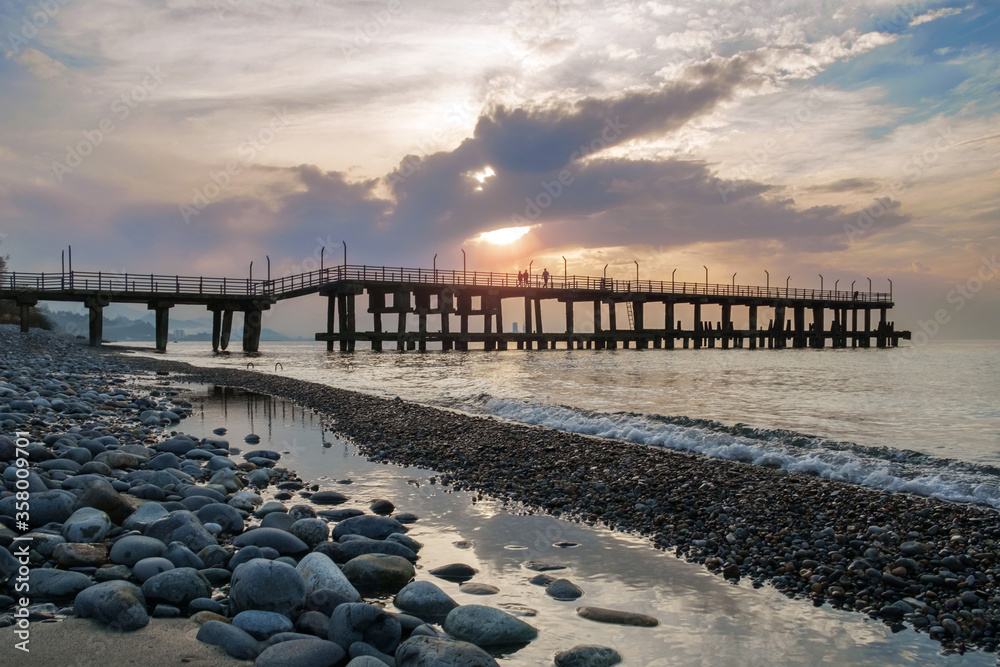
819, 273, 823, 292
562, 255, 567, 287
68, 245, 73, 273
786, 276, 791, 295
634, 260, 639, 285
320, 247, 325, 272
731, 272, 737, 294
672, 268, 677, 291
266, 255, 270, 283
765, 269, 769, 292
851, 280, 856, 300
433, 253, 437, 281
888, 278, 892, 301
461, 248, 466, 274
529, 260, 534, 286
61, 250, 65, 288
867, 277, 872, 300
249, 261, 253, 282
342, 241, 347, 266
703, 265, 708, 285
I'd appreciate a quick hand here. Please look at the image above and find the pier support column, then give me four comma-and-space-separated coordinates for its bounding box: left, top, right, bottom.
397, 310, 407, 351
565, 301, 574, 336
457, 293, 470, 351
721, 304, 732, 350
593, 300, 602, 349
18, 304, 30, 333
495, 297, 506, 350
607, 301, 617, 349
523, 296, 533, 349
326, 296, 336, 351
242, 309, 262, 353
369, 291, 385, 352
483, 297, 494, 351
749, 305, 758, 350
221, 310, 233, 350
664, 302, 675, 349
811, 307, 825, 348
337, 295, 348, 352
346, 294, 356, 352
693, 303, 702, 349
212, 309, 221, 352
440, 290, 453, 351
155, 306, 170, 352
878, 308, 888, 348
774, 305, 786, 349
84, 296, 108, 348
863, 308, 871, 348
852, 308, 858, 348
793, 306, 806, 348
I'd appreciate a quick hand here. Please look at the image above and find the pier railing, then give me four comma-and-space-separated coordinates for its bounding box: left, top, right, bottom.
265, 265, 893, 303
0, 266, 894, 303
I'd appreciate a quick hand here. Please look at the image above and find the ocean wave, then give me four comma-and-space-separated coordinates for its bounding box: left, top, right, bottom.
458, 394, 1000, 509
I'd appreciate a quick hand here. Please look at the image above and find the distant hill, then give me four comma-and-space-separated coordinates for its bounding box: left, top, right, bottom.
47, 310, 306, 342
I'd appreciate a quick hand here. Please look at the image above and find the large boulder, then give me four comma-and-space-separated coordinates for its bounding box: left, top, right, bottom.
196, 620, 261, 660
140, 567, 212, 607
443, 605, 538, 646
229, 558, 307, 618
394, 636, 499, 667
321, 537, 417, 564
73, 477, 135, 525
296, 552, 361, 601
144, 511, 217, 552
195, 503, 245, 535
328, 602, 401, 654
232, 610, 295, 640
289, 518, 329, 548
394, 581, 459, 620
73, 580, 149, 631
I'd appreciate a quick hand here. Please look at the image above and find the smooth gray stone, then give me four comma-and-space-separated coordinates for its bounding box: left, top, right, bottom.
428, 563, 477, 583
349, 641, 396, 666
162, 541, 204, 569
343, 554, 414, 595
188, 597, 224, 615
443, 605, 538, 646
121, 502, 168, 532
328, 603, 401, 654
394, 581, 458, 620
20, 490, 76, 527
0, 545, 19, 580
132, 557, 175, 583
196, 620, 261, 660
140, 567, 212, 607
29, 568, 93, 601
305, 588, 357, 616
575, 606, 659, 627
232, 527, 308, 557
233, 609, 295, 640
197, 544, 231, 569
333, 516, 405, 541
62, 507, 112, 543
546, 578, 584, 600
254, 638, 345, 667
320, 537, 416, 564
347, 657, 390, 667
73, 580, 149, 631
386, 533, 422, 553
229, 545, 266, 571
144, 510, 217, 552
229, 558, 307, 617
109, 535, 167, 567
394, 636, 499, 667
290, 518, 329, 548
297, 552, 361, 601
260, 512, 296, 531
554, 645, 623, 667
295, 610, 331, 638
255, 501, 288, 518
200, 568, 232, 587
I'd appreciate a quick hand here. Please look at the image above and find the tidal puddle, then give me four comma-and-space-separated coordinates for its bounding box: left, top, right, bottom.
167, 384, 988, 666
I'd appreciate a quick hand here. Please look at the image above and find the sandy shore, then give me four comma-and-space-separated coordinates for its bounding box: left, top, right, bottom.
0, 617, 251, 666
112, 350, 1000, 653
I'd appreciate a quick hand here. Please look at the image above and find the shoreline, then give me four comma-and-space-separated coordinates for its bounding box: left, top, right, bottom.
108, 347, 1000, 653
1, 327, 998, 663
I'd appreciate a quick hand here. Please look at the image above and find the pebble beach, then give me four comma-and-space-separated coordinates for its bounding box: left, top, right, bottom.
2, 326, 1000, 666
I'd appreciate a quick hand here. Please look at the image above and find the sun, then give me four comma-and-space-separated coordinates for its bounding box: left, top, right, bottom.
472, 225, 533, 245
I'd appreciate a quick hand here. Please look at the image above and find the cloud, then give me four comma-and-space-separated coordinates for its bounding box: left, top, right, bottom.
15, 48, 68, 80
809, 178, 882, 193
909, 7, 963, 27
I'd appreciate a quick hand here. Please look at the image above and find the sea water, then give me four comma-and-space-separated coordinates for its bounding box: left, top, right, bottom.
125, 340, 1000, 509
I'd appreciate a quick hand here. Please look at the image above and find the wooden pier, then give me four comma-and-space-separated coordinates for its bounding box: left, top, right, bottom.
0, 265, 910, 353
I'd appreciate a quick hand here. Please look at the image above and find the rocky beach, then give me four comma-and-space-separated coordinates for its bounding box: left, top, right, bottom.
2, 325, 1000, 666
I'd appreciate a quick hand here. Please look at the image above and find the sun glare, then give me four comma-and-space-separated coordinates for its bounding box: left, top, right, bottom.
468, 166, 495, 191
474, 225, 532, 245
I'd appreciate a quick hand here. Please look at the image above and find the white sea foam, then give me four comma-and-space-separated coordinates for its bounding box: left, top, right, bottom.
466, 395, 1000, 509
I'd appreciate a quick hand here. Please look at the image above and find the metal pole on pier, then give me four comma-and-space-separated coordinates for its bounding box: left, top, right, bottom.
342, 241, 347, 267
563, 256, 567, 287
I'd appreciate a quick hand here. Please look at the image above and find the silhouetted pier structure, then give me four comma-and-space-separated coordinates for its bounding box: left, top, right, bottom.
1, 265, 910, 353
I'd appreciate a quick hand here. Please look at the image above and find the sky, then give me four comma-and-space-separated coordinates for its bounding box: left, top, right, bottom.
1, 0, 998, 339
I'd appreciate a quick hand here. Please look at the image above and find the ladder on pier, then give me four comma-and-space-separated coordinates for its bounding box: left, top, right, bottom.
625, 302, 634, 330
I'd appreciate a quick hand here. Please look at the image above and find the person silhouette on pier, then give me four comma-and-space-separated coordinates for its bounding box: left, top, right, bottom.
516, 270, 523, 286
542, 268, 550, 287
853, 290, 859, 300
